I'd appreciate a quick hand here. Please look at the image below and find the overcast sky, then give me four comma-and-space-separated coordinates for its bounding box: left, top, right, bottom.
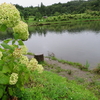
0, 0, 72, 7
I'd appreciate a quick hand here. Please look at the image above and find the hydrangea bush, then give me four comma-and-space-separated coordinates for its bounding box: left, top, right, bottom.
0, 2, 44, 100
0, 3, 21, 27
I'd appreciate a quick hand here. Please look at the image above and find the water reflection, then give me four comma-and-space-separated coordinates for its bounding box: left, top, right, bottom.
29, 21, 100, 36
0, 22, 100, 69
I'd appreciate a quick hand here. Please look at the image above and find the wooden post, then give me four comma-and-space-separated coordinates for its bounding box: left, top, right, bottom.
34, 54, 44, 62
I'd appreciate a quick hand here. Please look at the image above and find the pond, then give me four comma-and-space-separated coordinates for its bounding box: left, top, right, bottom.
1, 21, 100, 69
24, 22, 100, 69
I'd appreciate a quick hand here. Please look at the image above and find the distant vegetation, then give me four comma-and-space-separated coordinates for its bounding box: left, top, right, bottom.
15, 0, 100, 21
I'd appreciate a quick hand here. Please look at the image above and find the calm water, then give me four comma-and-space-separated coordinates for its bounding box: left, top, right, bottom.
24, 22, 100, 69
0, 22, 100, 69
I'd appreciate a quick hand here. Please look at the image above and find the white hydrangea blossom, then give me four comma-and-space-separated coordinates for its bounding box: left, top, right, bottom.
13, 21, 29, 40
13, 48, 22, 57
9, 73, 18, 85
19, 55, 29, 66
0, 51, 3, 60
27, 58, 44, 73
36, 64, 44, 73
0, 2, 21, 27
29, 58, 38, 65
20, 45, 28, 55
27, 58, 38, 70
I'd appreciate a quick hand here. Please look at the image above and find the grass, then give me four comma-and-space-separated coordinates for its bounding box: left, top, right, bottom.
27, 52, 34, 56
75, 77, 85, 83
27, 15, 100, 26
15, 71, 98, 100
47, 56, 89, 71
93, 63, 100, 74
25, 53, 100, 99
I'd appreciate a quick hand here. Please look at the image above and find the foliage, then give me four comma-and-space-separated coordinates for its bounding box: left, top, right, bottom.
93, 63, 100, 74
0, 3, 44, 100
15, 71, 98, 100
84, 60, 90, 69
15, 0, 100, 18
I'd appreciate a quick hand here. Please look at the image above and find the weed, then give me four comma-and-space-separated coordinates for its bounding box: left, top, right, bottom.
75, 77, 85, 83
93, 64, 100, 74
84, 60, 90, 69
67, 70, 72, 75
27, 52, 34, 55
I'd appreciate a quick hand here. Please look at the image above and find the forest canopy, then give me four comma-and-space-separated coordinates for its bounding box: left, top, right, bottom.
15, 0, 100, 19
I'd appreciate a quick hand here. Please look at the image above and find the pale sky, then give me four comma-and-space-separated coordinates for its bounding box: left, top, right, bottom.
0, 0, 72, 7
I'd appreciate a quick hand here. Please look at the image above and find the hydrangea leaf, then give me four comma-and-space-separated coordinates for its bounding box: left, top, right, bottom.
0, 72, 9, 84
0, 88, 3, 98
3, 39, 12, 44
1, 43, 12, 50
18, 40, 24, 45
0, 24, 7, 32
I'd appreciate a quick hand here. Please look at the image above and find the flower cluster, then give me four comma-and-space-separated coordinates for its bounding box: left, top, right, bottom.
20, 45, 28, 55
27, 58, 38, 70
0, 51, 3, 60
36, 64, 44, 73
0, 3, 21, 27
13, 21, 29, 40
9, 73, 18, 85
19, 55, 29, 66
12, 45, 44, 73
27, 58, 44, 73
13, 48, 22, 57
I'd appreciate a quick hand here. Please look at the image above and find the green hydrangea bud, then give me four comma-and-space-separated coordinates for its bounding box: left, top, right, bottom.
0, 2, 21, 27
13, 21, 29, 40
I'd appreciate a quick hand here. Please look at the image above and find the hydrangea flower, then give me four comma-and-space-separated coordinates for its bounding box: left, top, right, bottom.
27, 58, 38, 70
20, 45, 28, 55
13, 48, 22, 57
0, 51, 3, 60
36, 64, 44, 73
27, 58, 44, 73
0, 2, 21, 27
9, 73, 18, 85
13, 21, 29, 40
19, 55, 29, 66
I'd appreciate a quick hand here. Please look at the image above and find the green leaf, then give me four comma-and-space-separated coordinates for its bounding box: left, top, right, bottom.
0, 24, 7, 32
13, 33, 19, 40
1, 43, 12, 50
2, 95, 8, 100
0, 72, 9, 84
8, 87, 13, 96
18, 40, 24, 45
0, 60, 4, 71
2, 66, 11, 73
3, 39, 12, 44
0, 48, 5, 52
0, 88, 3, 98
12, 39, 16, 45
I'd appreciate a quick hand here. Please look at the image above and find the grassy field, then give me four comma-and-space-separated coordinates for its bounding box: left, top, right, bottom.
17, 53, 100, 100
26, 13, 100, 26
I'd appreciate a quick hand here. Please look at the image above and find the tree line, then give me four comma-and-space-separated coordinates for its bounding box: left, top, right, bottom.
15, 0, 100, 20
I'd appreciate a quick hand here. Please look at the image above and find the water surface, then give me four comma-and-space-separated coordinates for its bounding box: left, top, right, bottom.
24, 22, 100, 69
0, 22, 100, 69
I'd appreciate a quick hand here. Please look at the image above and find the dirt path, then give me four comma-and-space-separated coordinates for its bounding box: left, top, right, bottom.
26, 55, 100, 82
44, 58, 100, 82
